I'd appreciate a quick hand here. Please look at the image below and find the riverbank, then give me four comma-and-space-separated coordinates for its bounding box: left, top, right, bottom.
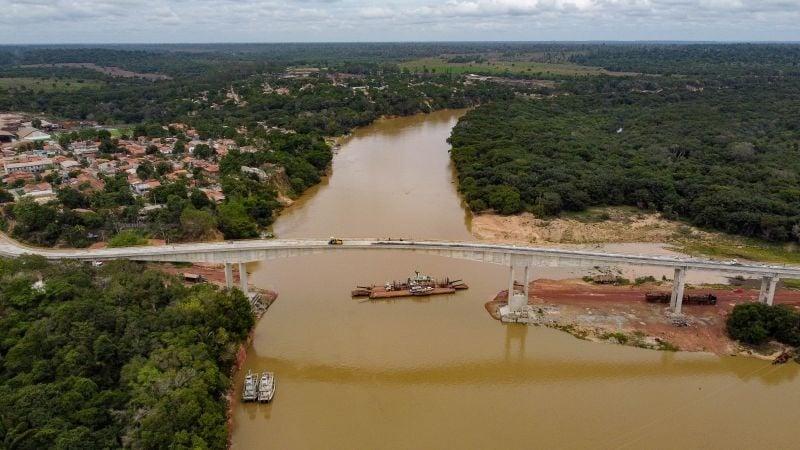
470, 207, 714, 245
485, 278, 800, 359
470, 207, 800, 267
153, 261, 277, 302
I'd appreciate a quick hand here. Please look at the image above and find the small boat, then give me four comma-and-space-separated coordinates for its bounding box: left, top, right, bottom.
410, 285, 434, 296
242, 371, 258, 402
258, 372, 275, 403
773, 351, 791, 365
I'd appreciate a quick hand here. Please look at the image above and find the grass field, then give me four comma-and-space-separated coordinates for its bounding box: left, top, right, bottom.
0, 77, 105, 92
676, 240, 800, 265
398, 56, 638, 77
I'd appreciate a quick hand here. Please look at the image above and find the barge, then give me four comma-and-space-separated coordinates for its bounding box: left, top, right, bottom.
352, 271, 468, 300
258, 372, 275, 403
242, 371, 258, 402
242, 370, 276, 403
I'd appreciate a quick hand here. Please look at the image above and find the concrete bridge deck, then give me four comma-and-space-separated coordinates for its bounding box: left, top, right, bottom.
2, 235, 799, 312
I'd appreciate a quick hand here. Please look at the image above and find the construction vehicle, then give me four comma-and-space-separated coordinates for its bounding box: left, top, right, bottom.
328, 237, 343, 245
645, 292, 717, 305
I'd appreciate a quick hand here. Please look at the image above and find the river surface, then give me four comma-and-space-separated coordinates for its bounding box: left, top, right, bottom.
231, 110, 800, 449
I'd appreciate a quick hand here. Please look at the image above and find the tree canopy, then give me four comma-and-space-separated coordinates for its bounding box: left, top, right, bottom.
0, 257, 254, 449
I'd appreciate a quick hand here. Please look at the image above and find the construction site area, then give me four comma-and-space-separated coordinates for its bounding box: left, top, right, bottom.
486, 278, 800, 357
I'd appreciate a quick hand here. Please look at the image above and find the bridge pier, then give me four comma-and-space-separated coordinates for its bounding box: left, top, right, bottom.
670, 267, 687, 314
239, 262, 249, 295
524, 265, 530, 300
224, 263, 233, 289
508, 264, 515, 299
507, 263, 530, 312
759, 275, 780, 306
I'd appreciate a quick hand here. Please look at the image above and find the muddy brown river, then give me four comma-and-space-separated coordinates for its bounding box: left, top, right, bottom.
231, 109, 800, 449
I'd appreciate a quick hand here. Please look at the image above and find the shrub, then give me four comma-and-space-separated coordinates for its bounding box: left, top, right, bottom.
726, 302, 800, 346
108, 230, 148, 248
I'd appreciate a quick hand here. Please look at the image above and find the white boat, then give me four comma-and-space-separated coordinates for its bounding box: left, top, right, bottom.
257, 372, 275, 403
242, 370, 258, 402
409, 285, 434, 296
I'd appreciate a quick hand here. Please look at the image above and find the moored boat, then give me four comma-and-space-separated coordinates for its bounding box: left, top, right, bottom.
242, 370, 258, 402
352, 271, 468, 299
258, 372, 275, 402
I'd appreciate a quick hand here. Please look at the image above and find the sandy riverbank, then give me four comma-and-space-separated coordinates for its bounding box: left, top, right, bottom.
486, 278, 800, 358
470, 207, 713, 245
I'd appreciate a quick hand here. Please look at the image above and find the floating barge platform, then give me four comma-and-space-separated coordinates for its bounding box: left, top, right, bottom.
352, 271, 468, 300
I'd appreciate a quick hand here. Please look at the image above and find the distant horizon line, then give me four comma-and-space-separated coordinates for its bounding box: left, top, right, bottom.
2, 39, 800, 47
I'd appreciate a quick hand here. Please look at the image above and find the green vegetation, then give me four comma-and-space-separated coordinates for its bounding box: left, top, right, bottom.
657, 340, 680, 352
782, 279, 800, 290
570, 44, 800, 77
601, 332, 629, 344
0, 77, 105, 92
0, 256, 254, 449
634, 276, 657, 286
398, 57, 621, 77
107, 230, 148, 247
677, 240, 800, 265
449, 72, 800, 241
726, 302, 800, 346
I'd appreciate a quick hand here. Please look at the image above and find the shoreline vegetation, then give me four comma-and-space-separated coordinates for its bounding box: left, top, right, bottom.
0, 257, 256, 449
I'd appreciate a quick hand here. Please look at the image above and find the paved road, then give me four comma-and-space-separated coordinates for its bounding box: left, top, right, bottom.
1, 233, 799, 278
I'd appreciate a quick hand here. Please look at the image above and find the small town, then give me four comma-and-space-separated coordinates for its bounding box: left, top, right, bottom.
0, 109, 301, 246
1, 113, 232, 205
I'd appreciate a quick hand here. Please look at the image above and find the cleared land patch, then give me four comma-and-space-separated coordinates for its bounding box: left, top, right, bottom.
21, 63, 172, 81
399, 56, 638, 77
0, 77, 106, 92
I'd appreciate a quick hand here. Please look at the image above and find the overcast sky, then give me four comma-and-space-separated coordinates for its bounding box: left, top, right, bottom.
1, 0, 799, 44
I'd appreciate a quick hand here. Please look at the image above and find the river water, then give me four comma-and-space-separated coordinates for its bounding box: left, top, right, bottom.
231, 110, 800, 449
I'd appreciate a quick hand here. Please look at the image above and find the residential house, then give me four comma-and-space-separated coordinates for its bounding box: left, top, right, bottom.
4, 157, 53, 175
131, 180, 161, 196
16, 127, 51, 141
200, 188, 225, 204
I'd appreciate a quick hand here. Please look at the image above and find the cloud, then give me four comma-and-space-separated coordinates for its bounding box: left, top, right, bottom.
0, 0, 798, 43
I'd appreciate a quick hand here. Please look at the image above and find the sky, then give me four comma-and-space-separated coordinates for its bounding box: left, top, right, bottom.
1, 0, 799, 44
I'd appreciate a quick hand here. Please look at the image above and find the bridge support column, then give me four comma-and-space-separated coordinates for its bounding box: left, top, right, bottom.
767, 276, 779, 306
670, 267, 687, 314
758, 276, 769, 303
224, 263, 233, 289
238, 262, 248, 296
508, 264, 515, 299
758, 275, 780, 305
523, 265, 530, 300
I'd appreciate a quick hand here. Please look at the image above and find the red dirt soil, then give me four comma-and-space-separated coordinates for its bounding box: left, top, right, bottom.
487, 279, 800, 355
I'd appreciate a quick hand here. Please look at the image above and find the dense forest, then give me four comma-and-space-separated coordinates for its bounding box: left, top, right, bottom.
0, 256, 254, 449
449, 46, 800, 242
570, 44, 800, 77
